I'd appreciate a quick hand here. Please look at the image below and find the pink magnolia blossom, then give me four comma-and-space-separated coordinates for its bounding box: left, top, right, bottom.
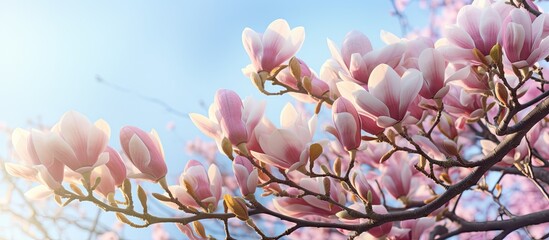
232, 155, 258, 197
446, 65, 490, 94
104, 147, 127, 187
119, 126, 167, 182
90, 164, 118, 198
352, 171, 381, 205
50, 111, 110, 174
10, 128, 65, 186
5, 162, 64, 199
399, 217, 436, 240
381, 153, 415, 200
436, 0, 513, 64
337, 64, 423, 128
327, 31, 406, 85
502, 9, 549, 68
443, 85, 486, 129
417, 48, 449, 99
214, 89, 248, 145
380, 31, 434, 72
190, 95, 266, 154
168, 160, 222, 211
340, 204, 392, 238
276, 58, 330, 102
367, 205, 393, 238
273, 178, 345, 219
251, 103, 316, 171
329, 97, 361, 151
242, 19, 305, 72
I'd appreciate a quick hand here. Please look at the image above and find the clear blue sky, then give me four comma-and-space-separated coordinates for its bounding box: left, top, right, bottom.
0, 1, 431, 238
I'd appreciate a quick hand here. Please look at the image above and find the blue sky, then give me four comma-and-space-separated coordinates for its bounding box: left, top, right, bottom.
0, 1, 431, 238
0, 0, 413, 180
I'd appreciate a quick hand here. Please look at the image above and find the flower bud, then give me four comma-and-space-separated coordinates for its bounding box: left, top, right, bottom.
120, 126, 167, 182
224, 194, 249, 221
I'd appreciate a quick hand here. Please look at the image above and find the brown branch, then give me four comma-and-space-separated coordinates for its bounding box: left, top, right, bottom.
438, 210, 549, 239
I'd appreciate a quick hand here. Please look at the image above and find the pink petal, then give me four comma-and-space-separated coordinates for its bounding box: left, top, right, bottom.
334, 113, 360, 150
260, 129, 303, 162
128, 135, 151, 169
86, 125, 109, 167
503, 23, 526, 64
456, 6, 482, 48
49, 133, 78, 169
349, 53, 369, 83
189, 113, 220, 139
376, 116, 399, 128
247, 169, 259, 195
58, 111, 91, 162
208, 164, 222, 202
480, 8, 501, 52
363, 42, 406, 69
242, 28, 263, 71
251, 150, 288, 169
341, 31, 372, 67
4, 163, 37, 179
399, 69, 423, 119
444, 26, 475, 49
327, 38, 346, 70
280, 103, 299, 128
262, 19, 292, 69
355, 90, 390, 118
25, 185, 53, 200
369, 64, 401, 118
418, 48, 445, 98
277, 26, 305, 65
11, 128, 34, 164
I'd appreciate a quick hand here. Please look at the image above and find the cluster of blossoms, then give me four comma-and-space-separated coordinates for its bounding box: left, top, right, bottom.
5, 111, 169, 199
5, 0, 549, 239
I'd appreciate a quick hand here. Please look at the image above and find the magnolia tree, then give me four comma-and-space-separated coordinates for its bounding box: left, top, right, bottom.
4, 0, 549, 239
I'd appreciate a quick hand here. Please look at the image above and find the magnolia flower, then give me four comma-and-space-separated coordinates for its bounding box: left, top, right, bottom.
214, 89, 248, 145
120, 126, 167, 182
251, 103, 316, 171
276, 58, 330, 102
328, 97, 361, 151
443, 85, 485, 129
436, 0, 513, 63
327, 31, 406, 85
90, 165, 117, 198
339, 204, 392, 238
380, 30, 434, 72
51, 111, 110, 174
367, 205, 393, 238
5, 162, 64, 199
11, 128, 65, 185
74, 147, 125, 198
190, 95, 266, 154
273, 178, 345, 219
168, 160, 222, 211
242, 19, 305, 72
417, 48, 449, 99
352, 172, 381, 205
232, 156, 258, 197
381, 153, 415, 200
337, 64, 423, 128
502, 9, 549, 68
399, 217, 436, 240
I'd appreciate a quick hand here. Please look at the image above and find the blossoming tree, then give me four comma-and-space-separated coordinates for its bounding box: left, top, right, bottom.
4, 0, 549, 239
